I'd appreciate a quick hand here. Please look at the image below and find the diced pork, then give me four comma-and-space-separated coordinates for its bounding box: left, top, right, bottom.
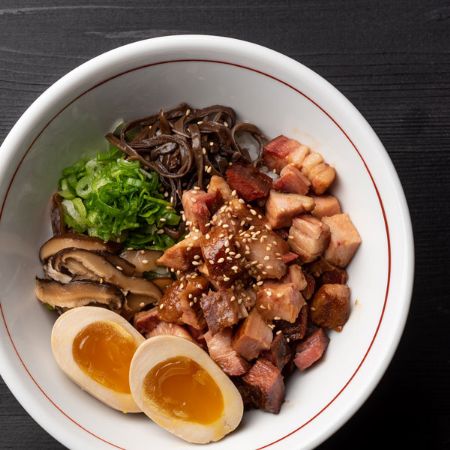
200, 289, 240, 334
288, 215, 331, 263
273, 164, 311, 195
311, 195, 341, 218
182, 189, 220, 233
226, 163, 272, 201
242, 358, 285, 413
277, 305, 308, 341
282, 264, 307, 291
308, 258, 348, 285
263, 135, 310, 172
294, 328, 329, 371
322, 213, 362, 268
266, 190, 315, 229
148, 322, 194, 342
208, 175, 233, 202
158, 276, 208, 329
260, 333, 292, 370
157, 231, 202, 271
204, 329, 250, 376
301, 152, 336, 195
133, 307, 161, 335
311, 284, 350, 330
236, 227, 289, 280
256, 282, 305, 323
201, 226, 242, 286
232, 309, 273, 360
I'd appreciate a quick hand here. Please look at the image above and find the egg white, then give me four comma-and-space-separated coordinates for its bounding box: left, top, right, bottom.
129, 335, 244, 443
51, 306, 144, 413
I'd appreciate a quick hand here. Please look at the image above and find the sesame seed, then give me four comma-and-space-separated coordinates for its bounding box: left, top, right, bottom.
186, 108, 191, 115
99, 278, 104, 284
188, 293, 193, 299
286, 338, 291, 343
223, 276, 230, 281
209, 259, 214, 264
266, 290, 272, 297
159, 304, 165, 309
205, 233, 210, 240
259, 304, 266, 309
256, 281, 263, 286
277, 293, 283, 298
202, 147, 206, 154
231, 190, 237, 196
238, 198, 245, 204
276, 330, 282, 335
288, 235, 294, 240
235, 253, 241, 258
192, 261, 201, 266
209, 141, 214, 146
250, 209, 257, 216
116, 265, 123, 271
217, 258, 225, 263
238, 298, 243, 304
189, 301, 193, 307
232, 265, 239, 271
163, 192, 169, 198
264, 256, 270, 261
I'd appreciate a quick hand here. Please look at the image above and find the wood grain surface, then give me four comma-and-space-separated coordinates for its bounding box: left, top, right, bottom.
0, 0, 449, 449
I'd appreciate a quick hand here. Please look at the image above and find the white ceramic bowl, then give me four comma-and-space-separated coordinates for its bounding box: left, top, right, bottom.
0, 35, 414, 450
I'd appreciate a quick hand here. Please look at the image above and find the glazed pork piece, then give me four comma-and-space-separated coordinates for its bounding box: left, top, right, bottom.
204, 329, 250, 376
310, 284, 350, 330
225, 163, 272, 201
311, 195, 341, 218
241, 358, 285, 414
156, 230, 202, 271
294, 328, 330, 371
273, 164, 311, 195
256, 282, 305, 323
260, 333, 292, 370
263, 135, 310, 172
200, 289, 240, 334
288, 215, 331, 263
322, 213, 362, 268
158, 276, 208, 330
182, 189, 221, 233
232, 309, 273, 360
265, 190, 315, 229
301, 151, 336, 195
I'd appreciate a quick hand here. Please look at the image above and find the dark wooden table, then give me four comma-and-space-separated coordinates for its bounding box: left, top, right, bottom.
1, 1, 449, 449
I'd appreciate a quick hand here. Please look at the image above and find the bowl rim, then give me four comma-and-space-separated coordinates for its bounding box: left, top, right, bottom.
0, 35, 414, 450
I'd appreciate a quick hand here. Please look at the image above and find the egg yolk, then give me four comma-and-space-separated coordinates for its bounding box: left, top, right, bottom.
143, 356, 224, 424
72, 321, 136, 394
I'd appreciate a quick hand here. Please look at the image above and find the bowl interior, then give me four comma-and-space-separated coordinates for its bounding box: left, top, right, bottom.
0, 37, 409, 450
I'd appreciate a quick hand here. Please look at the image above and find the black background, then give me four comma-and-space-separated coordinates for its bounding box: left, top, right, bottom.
0, 1, 449, 449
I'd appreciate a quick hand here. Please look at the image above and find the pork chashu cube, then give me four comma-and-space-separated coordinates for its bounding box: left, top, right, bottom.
260, 333, 292, 370
200, 289, 240, 334
158, 276, 208, 329
265, 190, 315, 229
226, 163, 272, 202
282, 264, 308, 291
288, 215, 331, 263
204, 329, 250, 376
235, 221, 289, 280
273, 164, 311, 195
322, 213, 361, 268
311, 195, 341, 218
263, 135, 310, 172
157, 230, 202, 271
311, 284, 350, 331
242, 358, 285, 414
232, 308, 273, 360
182, 189, 221, 233
201, 225, 243, 286
301, 152, 336, 195
294, 328, 329, 371
256, 282, 305, 323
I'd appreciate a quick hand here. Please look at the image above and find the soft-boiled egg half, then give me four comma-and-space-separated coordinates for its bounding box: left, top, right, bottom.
130, 335, 244, 444
51, 306, 144, 413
